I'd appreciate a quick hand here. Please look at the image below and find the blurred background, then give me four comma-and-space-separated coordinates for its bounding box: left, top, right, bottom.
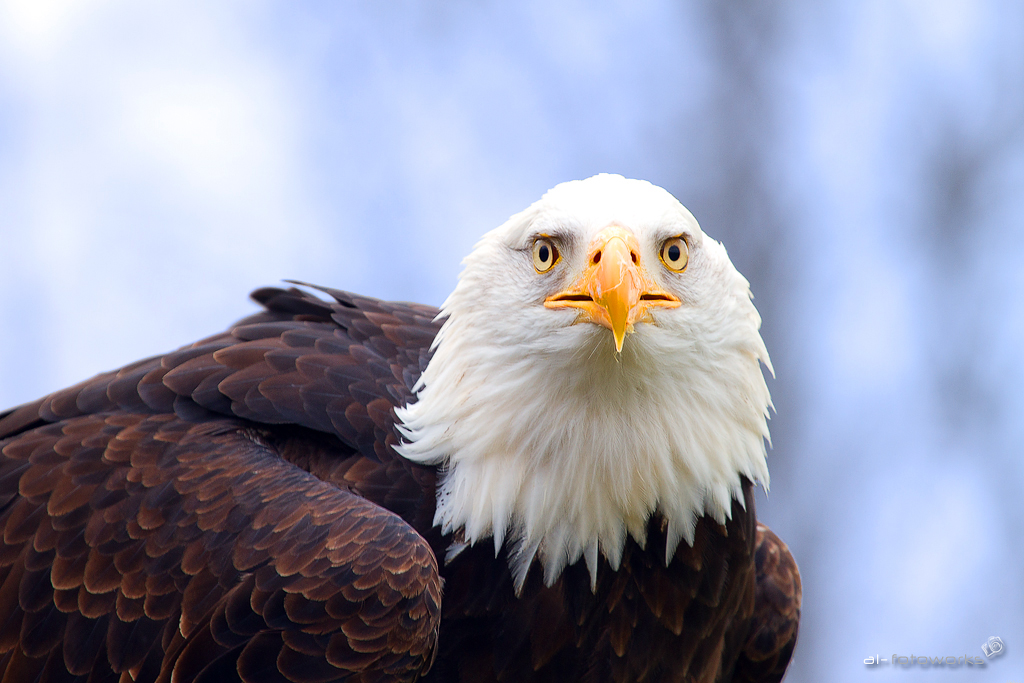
0, 1, 1022, 680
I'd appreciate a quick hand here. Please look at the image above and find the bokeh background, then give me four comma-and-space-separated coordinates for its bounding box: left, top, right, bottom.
1, 1, 1022, 681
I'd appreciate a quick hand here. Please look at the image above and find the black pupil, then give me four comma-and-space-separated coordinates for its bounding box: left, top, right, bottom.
539, 244, 550, 263
667, 244, 680, 262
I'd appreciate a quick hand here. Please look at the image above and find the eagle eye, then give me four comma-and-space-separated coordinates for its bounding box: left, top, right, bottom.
533, 238, 559, 273
660, 237, 688, 272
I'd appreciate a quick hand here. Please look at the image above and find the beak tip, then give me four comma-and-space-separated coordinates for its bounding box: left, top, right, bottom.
613, 331, 626, 353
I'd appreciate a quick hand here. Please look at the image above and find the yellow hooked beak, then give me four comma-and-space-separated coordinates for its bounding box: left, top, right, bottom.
543, 226, 680, 352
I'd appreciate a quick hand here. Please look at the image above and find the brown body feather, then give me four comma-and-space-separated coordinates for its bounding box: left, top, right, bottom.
0, 285, 799, 682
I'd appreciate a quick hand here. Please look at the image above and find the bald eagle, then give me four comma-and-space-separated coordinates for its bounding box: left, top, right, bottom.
0, 175, 800, 682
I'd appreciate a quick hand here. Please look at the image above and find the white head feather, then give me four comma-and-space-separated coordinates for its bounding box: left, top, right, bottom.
396, 174, 773, 592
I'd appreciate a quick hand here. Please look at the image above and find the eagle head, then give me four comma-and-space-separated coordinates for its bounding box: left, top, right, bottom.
396, 174, 773, 592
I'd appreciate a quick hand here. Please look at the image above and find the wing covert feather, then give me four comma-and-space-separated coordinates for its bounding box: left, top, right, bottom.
0, 411, 441, 682
731, 524, 802, 683
0, 287, 442, 461
0, 287, 443, 528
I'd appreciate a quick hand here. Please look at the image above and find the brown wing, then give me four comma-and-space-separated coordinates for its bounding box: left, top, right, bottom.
731, 524, 802, 683
0, 285, 443, 529
0, 286, 445, 682
0, 413, 440, 683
